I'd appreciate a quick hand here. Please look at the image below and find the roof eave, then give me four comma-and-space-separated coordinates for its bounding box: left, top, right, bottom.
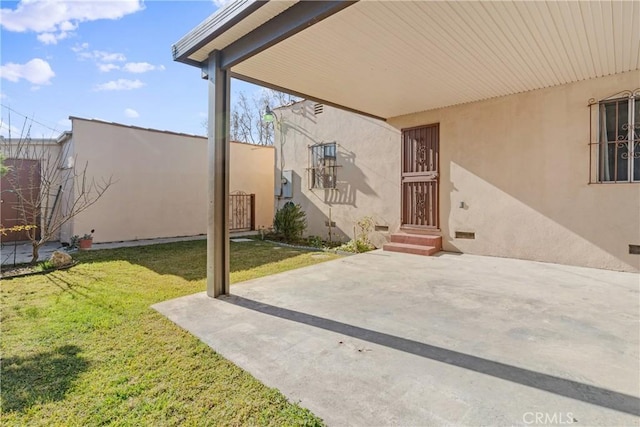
172, 0, 267, 66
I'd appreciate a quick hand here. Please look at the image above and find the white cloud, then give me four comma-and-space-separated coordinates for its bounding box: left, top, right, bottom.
0, 58, 55, 85
37, 20, 77, 44
122, 62, 164, 73
71, 42, 89, 53
59, 20, 76, 32
0, 1, 144, 44
37, 32, 64, 44
94, 51, 126, 63
74, 44, 126, 63
94, 79, 144, 91
124, 108, 139, 118
73, 43, 127, 72
72, 44, 164, 75
213, 0, 232, 7
98, 63, 120, 73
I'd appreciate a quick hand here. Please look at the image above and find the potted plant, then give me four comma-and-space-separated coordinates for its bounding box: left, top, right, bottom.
78, 229, 95, 250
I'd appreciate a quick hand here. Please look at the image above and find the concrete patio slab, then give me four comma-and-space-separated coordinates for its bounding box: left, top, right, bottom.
153, 251, 640, 426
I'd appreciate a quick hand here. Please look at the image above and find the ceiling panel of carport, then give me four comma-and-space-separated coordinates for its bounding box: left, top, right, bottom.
229, 1, 640, 119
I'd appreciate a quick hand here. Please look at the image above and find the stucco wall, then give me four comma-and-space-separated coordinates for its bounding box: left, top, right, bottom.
68, 118, 274, 243
275, 101, 401, 246
229, 141, 275, 232
388, 70, 640, 272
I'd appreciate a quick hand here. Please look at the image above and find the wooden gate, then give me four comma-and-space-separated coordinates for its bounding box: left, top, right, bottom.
229, 192, 255, 232
1, 159, 42, 242
401, 124, 439, 229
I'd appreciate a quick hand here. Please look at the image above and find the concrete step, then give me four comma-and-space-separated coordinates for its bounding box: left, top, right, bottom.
399, 226, 440, 235
383, 242, 440, 256
390, 233, 442, 248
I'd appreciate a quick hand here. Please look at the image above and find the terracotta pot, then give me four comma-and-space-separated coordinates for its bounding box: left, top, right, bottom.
79, 238, 93, 250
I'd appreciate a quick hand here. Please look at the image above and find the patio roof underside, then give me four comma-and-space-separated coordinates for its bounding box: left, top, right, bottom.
176, 0, 640, 120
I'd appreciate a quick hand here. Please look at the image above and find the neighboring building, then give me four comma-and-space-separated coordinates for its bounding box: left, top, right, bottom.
1, 117, 275, 244
1, 137, 67, 242
275, 70, 640, 272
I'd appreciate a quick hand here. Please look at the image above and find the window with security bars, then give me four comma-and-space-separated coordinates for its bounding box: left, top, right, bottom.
308, 142, 338, 189
595, 91, 640, 183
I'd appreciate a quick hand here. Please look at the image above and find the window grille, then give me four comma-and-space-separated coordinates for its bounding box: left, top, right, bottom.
308, 142, 338, 189
590, 89, 640, 183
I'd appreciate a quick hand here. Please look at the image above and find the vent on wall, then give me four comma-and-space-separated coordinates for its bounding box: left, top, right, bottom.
630, 244, 640, 255
314, 103, 324, 115
455, 231, 475, 239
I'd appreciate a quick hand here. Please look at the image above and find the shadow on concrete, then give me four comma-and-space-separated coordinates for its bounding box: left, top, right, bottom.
1, 345, 89, 413
223, 295, 640, 417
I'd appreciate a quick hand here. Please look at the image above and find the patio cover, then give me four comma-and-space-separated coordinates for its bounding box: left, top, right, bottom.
175, 0, 639, 120
172, 0, 640, 296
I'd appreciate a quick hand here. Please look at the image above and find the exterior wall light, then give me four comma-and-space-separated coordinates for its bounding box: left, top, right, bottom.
262, 106, 275, 123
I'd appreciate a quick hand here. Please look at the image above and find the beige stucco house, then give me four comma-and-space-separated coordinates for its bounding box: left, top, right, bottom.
2, 118, 274, 245
172, 0, 639, 295
273, 101, 401, 247
274, 70, 640, 273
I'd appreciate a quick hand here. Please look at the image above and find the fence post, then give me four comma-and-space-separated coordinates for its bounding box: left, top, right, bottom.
250, 194, 255, 231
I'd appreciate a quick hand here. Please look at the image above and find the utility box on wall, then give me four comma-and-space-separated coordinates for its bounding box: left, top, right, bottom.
281, 170, 293, 198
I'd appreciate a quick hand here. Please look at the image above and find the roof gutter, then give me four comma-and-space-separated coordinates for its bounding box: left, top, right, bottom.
56, 131, 72, 144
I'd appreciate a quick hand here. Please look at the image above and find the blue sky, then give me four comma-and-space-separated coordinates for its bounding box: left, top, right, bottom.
0, 0, 261, 139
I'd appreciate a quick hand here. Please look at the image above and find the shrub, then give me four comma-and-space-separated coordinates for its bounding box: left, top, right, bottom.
273, 202, 307, 242
336, 216, 376, 253
336, 239, 374, 253
307, 235, 324, 248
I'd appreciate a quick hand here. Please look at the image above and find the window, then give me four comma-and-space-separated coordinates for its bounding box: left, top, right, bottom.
308, 142, 338, 189
596, 91, 640, 182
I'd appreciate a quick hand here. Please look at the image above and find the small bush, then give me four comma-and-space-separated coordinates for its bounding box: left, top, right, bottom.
336, 216, 376, 253
336, 239, 374, 253
38, 260, 55, 271
306, 235, 324, 248
273, 202, 307, 242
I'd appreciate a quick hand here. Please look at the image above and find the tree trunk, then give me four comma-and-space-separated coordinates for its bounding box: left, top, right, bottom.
31, 241, 40, 265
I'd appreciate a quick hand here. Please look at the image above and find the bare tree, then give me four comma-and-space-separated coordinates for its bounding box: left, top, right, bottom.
1, 116, 113, 264
204, 88, 298, 145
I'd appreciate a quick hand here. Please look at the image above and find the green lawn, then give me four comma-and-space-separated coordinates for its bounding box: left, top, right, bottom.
1, 239, 340, 426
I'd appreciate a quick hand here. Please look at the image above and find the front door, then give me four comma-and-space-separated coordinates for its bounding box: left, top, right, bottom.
401, 124, 439, 229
